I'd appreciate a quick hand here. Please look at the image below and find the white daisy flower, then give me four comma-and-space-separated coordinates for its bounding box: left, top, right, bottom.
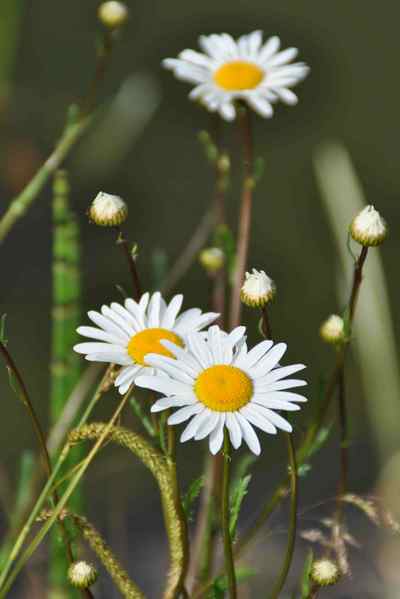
163, 31, 309, 121
74, 292, 219, 394
135, 325, 307, 455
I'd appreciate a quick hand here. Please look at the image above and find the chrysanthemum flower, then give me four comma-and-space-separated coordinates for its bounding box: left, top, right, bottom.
163, 31, 309, 121
136, 325, 306, 455
74, 292, 219, 394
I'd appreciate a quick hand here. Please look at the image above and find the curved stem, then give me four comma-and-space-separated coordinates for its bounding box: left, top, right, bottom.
268, 433, 298, 599
335, 364, 348, 520
222, 431, 237, 599
229, 105, 254, 329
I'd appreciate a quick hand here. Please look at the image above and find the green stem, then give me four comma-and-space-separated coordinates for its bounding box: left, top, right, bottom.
0, 392, 130, 597
222, 431, 237, 599
116, 227, 142, 301
0, 365, 112, 593
268, 434, 298, 599
0, 115, 90, 244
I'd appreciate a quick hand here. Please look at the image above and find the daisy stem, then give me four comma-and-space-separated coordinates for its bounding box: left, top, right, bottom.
222, 430, 237, 599
335, 364, 347, 521
117, 227, 142, 301
268, 433, 298, 599
229, 104, 254, 330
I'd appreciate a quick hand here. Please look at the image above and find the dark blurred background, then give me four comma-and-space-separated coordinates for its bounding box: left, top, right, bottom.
1, 0, 399, 597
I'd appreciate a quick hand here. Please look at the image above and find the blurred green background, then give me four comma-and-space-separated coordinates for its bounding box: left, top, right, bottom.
1, 0, 399, 597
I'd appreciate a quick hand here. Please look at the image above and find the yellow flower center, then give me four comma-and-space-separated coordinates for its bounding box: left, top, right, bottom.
194, 365, 253, 412
213, 61, 264, 91
127, 328, 184, 366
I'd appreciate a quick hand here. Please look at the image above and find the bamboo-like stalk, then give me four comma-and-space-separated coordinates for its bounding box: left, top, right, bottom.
49, 169, 83, 596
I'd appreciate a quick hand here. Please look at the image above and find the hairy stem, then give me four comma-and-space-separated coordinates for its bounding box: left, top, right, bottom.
222, 431, 236, 599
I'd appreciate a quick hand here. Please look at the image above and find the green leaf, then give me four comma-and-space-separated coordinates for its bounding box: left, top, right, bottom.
297, 463, 312, 478
233, 453, 257, 484
210, 566, 256, 597
182, 476, 204, 519
300, 549, 314, 598
308, 424, 333, 459
253, 156, 265, 184
198, 130, 218, 163
0, 314, 7, 344
158, 411, 167, 453
229, 474, 252, 537
129, 397, 156, 438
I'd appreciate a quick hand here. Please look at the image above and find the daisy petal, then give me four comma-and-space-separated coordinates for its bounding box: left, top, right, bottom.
209, 414, 225, 454
135, 375, 190, 396
168, 403, 203, 425
226, 413, 242, 449
236, 413, 261, 455
162, 294, 184, 329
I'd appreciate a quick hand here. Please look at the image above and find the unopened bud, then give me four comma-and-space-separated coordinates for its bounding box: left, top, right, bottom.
199, 247, 224, 273
98, 1, 128, 29
68, 561, 98, 589
241, 269, 275, 308
89, 191, 128, 226
320, 314, 345, 345
310, 558, 340, 587
350, 205, 387, 247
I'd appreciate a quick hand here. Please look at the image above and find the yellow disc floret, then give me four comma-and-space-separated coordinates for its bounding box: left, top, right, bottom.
127, 328, 183, 366
194, 365, 253, 412
214, 61, 264, 91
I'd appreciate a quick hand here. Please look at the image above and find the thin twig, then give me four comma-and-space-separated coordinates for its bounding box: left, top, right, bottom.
162, 210, 215, 295
116, 227, 142, 300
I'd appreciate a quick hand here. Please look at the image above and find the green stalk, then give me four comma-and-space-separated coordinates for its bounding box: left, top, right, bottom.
221, 431, 237, 599
49, 170, 82, 596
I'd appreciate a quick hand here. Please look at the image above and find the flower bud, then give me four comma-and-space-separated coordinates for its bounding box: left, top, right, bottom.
241, 269, 275, 308
98, 1, 128, 29
199, 247, 224, 274
310, 558, 340, 587
320, 314, 345, 345
89, 191, 128, 226
68, 561, 98, 589
350, 205, 387, 247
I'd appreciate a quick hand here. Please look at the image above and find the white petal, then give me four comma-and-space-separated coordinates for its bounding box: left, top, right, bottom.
115, 365, 141, 386
85, 352, 132, 365
219, 102, 236, 121
147, 292, 162, 327
88, 310, 130, 339
246, 95, 273, 118
180, 409, 210, 442
259, 399, 301, 412
160, 340, 202, 375
275, 87, 298, 105
74, 342, 124, 354
240, 404, 277, 435
168, 403, 203, 425
151, 394, 197, 412
257, 364, 306, 385
256, 406, 293, 432
226, 326, 246, 348
237, 339, 273, 369
179, 49, 213, 68
209, 414, 225, 454
236, 413, 261, 455
259, 36, 280, 62
249, 343, 287, 377
162, 294, 183, 329
266, 47, 298, 67
255, 379, 307, 392
110, 303, 142, 332
125, 298, 145, 329
226, 413, 242, 449
186, 333, 213, 369
195, 412, 220, 440
135, 375, 191, 396
145, 354, 195, 384
248, 30, 263, 55
264, 391, 307, 403
77, 326, 125, 345
101, 305, 135, 336
208, 325, 224, 363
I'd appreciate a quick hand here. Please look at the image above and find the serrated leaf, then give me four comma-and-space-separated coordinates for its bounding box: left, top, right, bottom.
129, 397, 156, 437
183, 475, 204, 519
233, 453, 257, 484
229, 474, 252, 537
